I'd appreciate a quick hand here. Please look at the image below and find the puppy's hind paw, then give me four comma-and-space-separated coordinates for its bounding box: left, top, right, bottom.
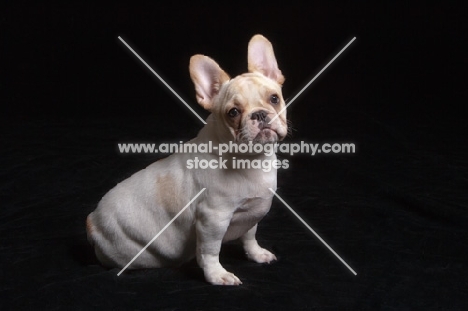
246, 248, 277, 264
205, 268, 242, 286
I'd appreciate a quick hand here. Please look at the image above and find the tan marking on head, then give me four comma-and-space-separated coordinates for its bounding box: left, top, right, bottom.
219, 73, 284, 111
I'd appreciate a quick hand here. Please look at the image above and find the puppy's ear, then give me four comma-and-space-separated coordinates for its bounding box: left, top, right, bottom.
189, 55, 230, 111
248, 35, 285, 85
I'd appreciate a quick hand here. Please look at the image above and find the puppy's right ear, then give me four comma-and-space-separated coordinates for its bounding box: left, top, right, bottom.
189, 55, 230, 111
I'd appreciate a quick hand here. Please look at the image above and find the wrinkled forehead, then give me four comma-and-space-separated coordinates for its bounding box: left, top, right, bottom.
222, 72, 282, 100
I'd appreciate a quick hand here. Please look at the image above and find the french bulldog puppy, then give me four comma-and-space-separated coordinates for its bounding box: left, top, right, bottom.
86, 34, 288, 285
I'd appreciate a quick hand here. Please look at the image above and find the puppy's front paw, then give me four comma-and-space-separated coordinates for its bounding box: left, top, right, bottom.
246, 247, 277, 264
205, 267, 242, 286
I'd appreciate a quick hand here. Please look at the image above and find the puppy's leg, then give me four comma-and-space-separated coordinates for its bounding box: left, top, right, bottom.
196, 206, 242, 286
241, 224, 277, 264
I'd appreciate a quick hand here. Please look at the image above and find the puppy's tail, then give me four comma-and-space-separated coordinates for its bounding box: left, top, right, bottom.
85, 213, 95, 247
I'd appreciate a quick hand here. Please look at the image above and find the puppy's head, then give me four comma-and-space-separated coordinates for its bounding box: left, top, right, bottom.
190, 35, 288, 144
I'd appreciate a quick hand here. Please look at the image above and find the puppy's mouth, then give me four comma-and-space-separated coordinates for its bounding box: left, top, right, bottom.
233, 110, 287, 144
252, 127, 279, 143
235, 126, 279, 144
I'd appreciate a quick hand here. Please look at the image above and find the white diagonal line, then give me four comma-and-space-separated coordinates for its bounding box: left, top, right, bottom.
118, 36, 207, 125
117, 188, 206, 276
269, 37, 356, 124
268, 188, 357, 275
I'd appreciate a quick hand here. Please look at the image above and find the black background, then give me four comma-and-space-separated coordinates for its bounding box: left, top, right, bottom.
1, 2, 467, 310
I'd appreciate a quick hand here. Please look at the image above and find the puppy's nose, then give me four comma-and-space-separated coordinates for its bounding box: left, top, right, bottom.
250, 110, 268, 122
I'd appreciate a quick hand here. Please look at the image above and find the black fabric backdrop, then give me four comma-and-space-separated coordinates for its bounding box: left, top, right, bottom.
1, 2, 467, 310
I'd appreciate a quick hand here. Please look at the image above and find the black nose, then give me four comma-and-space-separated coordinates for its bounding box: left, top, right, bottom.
250, 110, 268, 122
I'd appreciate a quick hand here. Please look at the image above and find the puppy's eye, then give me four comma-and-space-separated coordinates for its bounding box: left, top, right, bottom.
228, 108, 241, 118
270, 94, 280, 105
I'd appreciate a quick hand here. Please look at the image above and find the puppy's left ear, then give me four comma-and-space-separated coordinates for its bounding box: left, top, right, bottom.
189, 55, 230, 111
248, 35, 285, 85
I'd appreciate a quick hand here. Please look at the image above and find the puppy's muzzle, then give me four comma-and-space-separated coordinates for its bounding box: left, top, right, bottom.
250, 110, 271, 129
